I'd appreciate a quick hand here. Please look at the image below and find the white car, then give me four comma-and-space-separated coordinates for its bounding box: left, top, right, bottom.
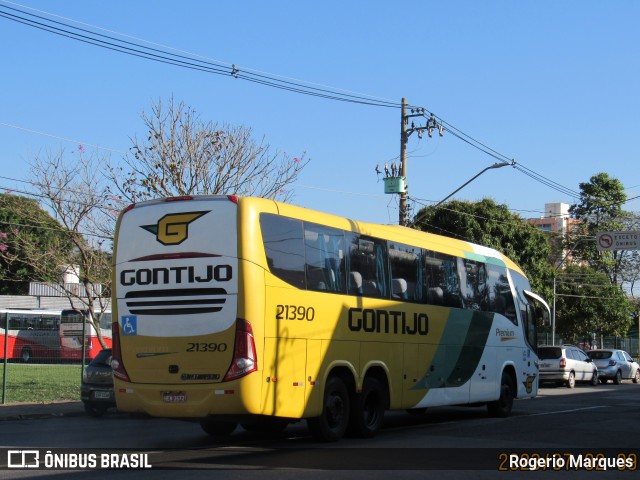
586, 349, 640, 384
538, 345, 598, 388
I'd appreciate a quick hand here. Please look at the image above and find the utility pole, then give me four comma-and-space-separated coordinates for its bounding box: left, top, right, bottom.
399, 98, 408, 226
396, 98, 444, 226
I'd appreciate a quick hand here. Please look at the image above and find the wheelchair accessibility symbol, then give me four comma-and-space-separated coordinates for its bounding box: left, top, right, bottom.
121, 315, 137, 336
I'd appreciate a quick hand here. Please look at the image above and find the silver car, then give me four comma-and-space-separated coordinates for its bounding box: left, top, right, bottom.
538, 345, 598, 388
586, 349, 640, 384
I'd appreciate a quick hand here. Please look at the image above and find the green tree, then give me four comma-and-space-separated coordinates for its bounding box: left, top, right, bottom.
412, 198, 553, 300
0, 193, 74, 294
555, 265, 632, 342
569, 172, 627, 284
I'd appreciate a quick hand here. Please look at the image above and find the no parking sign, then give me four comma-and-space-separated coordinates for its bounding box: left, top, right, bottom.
596, 231, 640, 251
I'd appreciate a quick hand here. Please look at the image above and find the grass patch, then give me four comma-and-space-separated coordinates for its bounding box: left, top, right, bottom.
0, 363, 82, 403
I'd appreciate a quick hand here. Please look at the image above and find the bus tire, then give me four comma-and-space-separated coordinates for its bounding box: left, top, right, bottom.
349, 376, 386, 438
307, 375, 350, 442
200, 420, 237, 437
21, 348, 32, 363
487, 371, 515, 418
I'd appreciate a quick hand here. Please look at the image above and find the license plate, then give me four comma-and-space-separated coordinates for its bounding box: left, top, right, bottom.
93, 391, 112, 400
163, 392, 187, 403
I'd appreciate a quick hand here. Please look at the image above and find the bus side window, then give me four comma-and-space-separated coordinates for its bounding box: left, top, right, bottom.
486, 263, 518, 325
388, 241, 422, 302
260, 213, 306, 289
425, 252, 462, 308
457, 258, 487, 311
303, 222, 346, 294
347, 233, 387, 299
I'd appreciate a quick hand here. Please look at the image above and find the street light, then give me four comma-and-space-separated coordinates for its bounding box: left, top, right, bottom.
433, 161, 514, 208
409, 160, 514, 229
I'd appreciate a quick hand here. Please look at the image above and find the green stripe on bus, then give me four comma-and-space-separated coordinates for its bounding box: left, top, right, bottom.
413, 310, 494, 390
463, 251, 506, 267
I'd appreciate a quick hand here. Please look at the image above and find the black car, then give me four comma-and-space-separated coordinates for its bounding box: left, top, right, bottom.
81, 348, 116, 416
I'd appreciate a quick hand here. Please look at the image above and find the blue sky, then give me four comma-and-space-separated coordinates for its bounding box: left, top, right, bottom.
1, 0, 639, 225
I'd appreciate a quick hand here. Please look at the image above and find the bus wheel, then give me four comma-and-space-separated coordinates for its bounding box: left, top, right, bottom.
200, 420, 237, 437
487, 372, 515, 418
307, 375, 350, 442
349, 376, 386, 438
21, 348, 32, 363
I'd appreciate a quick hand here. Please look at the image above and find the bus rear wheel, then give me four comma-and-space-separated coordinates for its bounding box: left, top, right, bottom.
349, 376, 387, 438
487, 372, 515, 418
307, 375, 350, 442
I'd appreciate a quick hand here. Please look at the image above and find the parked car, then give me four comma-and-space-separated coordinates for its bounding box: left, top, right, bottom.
538, 345, 598, 388
80, 348, 116, 416
586, 349, 640, 384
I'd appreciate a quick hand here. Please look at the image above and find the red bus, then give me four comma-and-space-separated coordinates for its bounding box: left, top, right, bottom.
60, 309, 112, 361
0, 309, 62, 362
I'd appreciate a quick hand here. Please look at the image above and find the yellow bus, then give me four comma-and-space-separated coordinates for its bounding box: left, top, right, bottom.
111, 195, 550, 441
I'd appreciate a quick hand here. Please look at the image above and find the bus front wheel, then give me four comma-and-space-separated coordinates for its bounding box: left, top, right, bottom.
487, 371, 515, 418
307, 375, 350, 442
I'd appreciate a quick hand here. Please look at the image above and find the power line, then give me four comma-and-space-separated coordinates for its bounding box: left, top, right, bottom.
0, 2, 622, 206
0, 3, 400, 109
0, 122, 127, 155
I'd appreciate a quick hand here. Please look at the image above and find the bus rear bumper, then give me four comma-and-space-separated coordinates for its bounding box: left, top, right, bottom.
113, 378, 261, 418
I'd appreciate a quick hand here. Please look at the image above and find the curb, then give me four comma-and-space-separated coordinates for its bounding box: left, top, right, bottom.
0, 401, 85, 422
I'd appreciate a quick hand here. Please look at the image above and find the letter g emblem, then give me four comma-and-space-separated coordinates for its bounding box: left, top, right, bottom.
141, 211, 208, 245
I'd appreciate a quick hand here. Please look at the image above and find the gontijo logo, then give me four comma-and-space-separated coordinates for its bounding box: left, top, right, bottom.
141, 211, 208, 245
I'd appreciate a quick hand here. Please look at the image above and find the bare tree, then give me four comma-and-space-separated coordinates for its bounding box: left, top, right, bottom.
109, 97, 309, 203
26, 147, 116, 348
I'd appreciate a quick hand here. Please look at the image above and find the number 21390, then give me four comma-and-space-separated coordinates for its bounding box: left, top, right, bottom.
276, 305, 315, 321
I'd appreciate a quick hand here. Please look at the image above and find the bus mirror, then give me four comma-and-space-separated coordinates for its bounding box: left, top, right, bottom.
542, 309, 550, 327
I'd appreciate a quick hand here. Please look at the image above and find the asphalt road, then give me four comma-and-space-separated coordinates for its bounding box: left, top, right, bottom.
1, 382, 638, 479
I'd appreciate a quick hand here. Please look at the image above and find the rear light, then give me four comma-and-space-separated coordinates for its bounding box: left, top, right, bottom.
559, 358, 567, 368
223, 319, 257, 381
111, 323, 130, 382
165, 196, 193, 202
609, 360, 617, 367
227, 195, 239, 203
